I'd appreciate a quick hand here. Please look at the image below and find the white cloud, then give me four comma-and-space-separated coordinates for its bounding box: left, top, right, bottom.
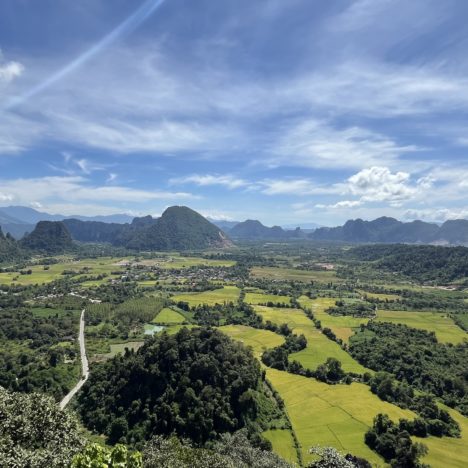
170, 174, 248, 189
259, 178, 337, 196
404, 208, 468, 222
345, 166, 432, 205
0, 50, 24, 84
270, 120, 419, 169
0, 176, 199, 206
316, 200, 362, 209
0, 192, 13, 202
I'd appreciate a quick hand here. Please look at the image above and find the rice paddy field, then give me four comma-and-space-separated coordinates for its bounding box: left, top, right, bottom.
218, 325, 285, 359
262, 429, 298, 465
0, 256, 129, 285
375, 310, 467, 344
254, 305, 369, 374
250, 266, 339, 283
244, 291, 291, 305
132, 255, 235, 269
171, 285, 240, 307
266, 368, 415, 465
298, 296, 370, 343
152, 307, 187, 324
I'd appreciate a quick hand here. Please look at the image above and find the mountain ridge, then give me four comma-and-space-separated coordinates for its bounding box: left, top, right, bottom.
311, 216, 468, 245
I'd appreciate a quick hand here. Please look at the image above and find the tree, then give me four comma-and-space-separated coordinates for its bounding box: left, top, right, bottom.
0, 386, 85, 467
307, 446, 356, 468
143, 431, 291, 468
72, 443, 142, 468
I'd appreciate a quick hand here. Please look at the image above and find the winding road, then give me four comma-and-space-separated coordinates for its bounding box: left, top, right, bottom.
60, 309, 89, 410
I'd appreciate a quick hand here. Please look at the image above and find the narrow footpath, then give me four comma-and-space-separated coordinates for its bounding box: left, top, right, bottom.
60, 309, 89, 409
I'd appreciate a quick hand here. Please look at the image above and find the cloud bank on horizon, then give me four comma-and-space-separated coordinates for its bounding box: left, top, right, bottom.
0, 0, 467, 226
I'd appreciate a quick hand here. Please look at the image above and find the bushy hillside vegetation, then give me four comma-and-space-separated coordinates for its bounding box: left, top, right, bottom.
65, 206, 230, 250
78, 327, 279, 446
20, 221, 74, 254
350, 322, 468, 415
0, 227, 24, 263
350, 244, 468, 282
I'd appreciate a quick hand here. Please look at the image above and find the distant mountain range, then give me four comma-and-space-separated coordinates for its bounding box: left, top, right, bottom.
64, 206, 230, 250
311, 217, 468, 245
227, 219, 307, 240
0, 206, 134, 239
1, 205, 467, 247
208, 218, 321, 232
0, 206, 230, 261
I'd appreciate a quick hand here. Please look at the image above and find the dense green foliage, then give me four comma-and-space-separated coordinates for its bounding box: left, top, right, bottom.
72, 443, 142, 468
350, 244, 468, 282
368, 372, 460, 437
0, 308, 79, 399
365, 413, 428, 467
78, 327, 276, 446
0, 227, 24, 263
0, 387, 85, 467
350, 322, 468, 414
326, 300, 376, 317
142, 431, 291, 468
20, 221, 74, 254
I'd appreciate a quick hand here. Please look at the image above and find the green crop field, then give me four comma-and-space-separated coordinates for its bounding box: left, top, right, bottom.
245, 292, 291, 305
153, 307, 186, 324
266, 368, 415, 465
262, 429, 298, 465
250, 266, 339, 283
219, 325, 285, 359
376, 310, 467, 344
133, 255, 235, 269
0, 256, 129, 285
171, 286, 240, 307
254, 305, 369, 374
299, 296, 369, 343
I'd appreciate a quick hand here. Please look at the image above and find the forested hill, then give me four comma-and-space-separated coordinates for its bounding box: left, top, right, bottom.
64, 206, 231, 250
350, 244, 468, 283
228, 219, 306, 240
0, 228, 24, 263
311, 217, 468, 245
77, 327, 275, 446
20, 221, 74, 254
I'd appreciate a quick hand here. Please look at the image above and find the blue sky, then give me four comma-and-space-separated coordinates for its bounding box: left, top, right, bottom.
0, 0, 467, 226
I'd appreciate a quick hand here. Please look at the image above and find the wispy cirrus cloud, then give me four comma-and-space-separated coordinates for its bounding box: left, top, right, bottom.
0, 175, 199, 209
169, 174, 248, 189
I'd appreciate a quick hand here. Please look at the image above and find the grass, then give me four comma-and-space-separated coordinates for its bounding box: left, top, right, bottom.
171, 286, 240, 307
103, 341, 144, 358
245, 292, 291, 305
266, 368, 415, 465
376, 310, 467, 344
254, 305, 369, 374
298, 296, 369, 343
262, 429, 298, 465
218, 325, 285, 359
153, 307, 186, 324
251, 266, 339, 283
